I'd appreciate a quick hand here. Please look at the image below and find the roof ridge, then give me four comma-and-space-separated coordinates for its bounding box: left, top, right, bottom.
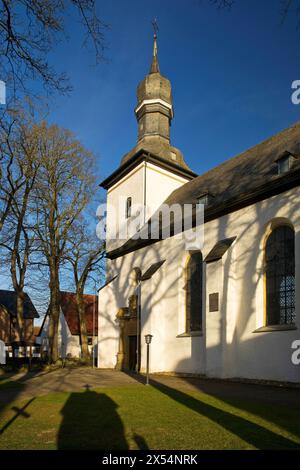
195, 121, 300, 182
59, 290, 97, 297
106, 120, 300, 259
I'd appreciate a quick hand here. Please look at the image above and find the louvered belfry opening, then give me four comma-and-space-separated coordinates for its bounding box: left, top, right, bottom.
265, 225, 295, 325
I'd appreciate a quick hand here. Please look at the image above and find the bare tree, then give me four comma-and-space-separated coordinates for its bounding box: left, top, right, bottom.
208, 0, 234, 8
280, 0, 300, 28
0, 117, 43, 340
31, 122, 95, 362
207, 0, 300, 28
66, 219, 105, 360
0, 0, 108, 98
0, 111, 26, 233
0, 1, 107, 237
4, 125, 40, 340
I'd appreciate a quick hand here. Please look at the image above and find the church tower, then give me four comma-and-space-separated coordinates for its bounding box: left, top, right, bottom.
101, 31, 197, 254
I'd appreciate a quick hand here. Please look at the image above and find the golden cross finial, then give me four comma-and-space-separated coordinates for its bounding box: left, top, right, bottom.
152, 18, 159, 39
150, 18, 160, 73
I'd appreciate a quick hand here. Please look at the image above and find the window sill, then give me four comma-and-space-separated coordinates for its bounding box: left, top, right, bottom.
253, 324, 297, 333
176, 331, 203, 338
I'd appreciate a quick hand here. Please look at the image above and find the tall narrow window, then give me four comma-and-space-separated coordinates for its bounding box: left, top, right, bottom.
186, 252, 203, 332
265, 225, 295, 325
126, 197, 132, 218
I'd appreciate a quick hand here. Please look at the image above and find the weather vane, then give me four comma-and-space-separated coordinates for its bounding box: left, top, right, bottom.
152, 18, 159, 39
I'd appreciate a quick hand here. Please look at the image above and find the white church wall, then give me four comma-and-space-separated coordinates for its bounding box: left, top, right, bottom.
138, 240, 205, 375
222, 243, 239, 378
102, 236, 207, 375
220, 189, 300, 383
205, 259, 224, 377
174, 250, 207, 374
105, 161, 190, 253
144, 163, 189, 217
99, 186, 300, 383
106, 163, 145, 253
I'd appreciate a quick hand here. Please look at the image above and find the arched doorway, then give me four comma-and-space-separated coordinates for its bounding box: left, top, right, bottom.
116, 267, 141, 372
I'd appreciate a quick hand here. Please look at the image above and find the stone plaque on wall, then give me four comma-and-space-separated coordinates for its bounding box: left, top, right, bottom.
209, 293, 219, 312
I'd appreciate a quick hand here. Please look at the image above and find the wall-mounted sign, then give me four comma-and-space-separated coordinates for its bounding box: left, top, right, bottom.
209, 293, 219, 312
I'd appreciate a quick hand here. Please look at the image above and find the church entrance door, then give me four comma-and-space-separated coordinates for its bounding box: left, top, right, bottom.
128, 335, 137, 371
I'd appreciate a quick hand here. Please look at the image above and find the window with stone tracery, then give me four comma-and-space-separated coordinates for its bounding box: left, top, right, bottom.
265, 225, 295, 325
185, 252, 203, 332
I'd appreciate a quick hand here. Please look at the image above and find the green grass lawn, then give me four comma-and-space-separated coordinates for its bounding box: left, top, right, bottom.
0, 382, 299, 450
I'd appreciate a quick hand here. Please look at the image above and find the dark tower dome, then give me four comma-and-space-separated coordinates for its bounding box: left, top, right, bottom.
120, 33, 192, 171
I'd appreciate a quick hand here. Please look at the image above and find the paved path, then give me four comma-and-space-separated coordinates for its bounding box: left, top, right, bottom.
0, 367, 299, 407
0, 368, 140, 404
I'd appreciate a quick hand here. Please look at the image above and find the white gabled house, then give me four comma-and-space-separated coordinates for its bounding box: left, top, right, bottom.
39, 292, 98, 360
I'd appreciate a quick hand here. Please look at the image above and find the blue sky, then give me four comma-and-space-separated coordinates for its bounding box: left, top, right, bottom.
2, 0, 300, 313
46, 0, 300, 193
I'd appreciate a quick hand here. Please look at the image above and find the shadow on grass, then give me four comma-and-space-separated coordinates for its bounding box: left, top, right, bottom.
0, 373, 29, 407
149, 378, 300, 450
0, 397, 35, 435
133, 433, 149, 450
57, 387, 129, 450
176, 376, 300, 441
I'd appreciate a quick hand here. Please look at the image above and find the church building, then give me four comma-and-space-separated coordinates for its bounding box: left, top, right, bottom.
98, 34, 300, 383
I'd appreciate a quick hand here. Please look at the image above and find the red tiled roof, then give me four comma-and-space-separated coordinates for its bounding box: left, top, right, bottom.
59, 291, 98, 336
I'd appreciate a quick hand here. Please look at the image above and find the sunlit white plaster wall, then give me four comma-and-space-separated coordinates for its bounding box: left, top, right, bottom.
144, 162, 189, 216
106, 163, 144, 253
105, 161, 190, 253
98, 186, 300, 382
40, 311, 81, 358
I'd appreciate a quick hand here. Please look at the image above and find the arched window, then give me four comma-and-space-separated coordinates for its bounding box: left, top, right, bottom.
126, 197, 132, 218
186, 252, 203, 332
265, 225, 295, 325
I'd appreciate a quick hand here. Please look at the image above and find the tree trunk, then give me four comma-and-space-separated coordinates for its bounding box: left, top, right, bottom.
76, 290, 89, 360
48, 261, 60, 363
9, 180, 32, 343
15, 290, 24, 342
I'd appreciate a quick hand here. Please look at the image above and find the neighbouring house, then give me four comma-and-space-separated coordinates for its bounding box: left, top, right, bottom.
39, 291, 98, 359
98, 34, 300, 383
0, 289, 40, 358
31, 326, 42, 357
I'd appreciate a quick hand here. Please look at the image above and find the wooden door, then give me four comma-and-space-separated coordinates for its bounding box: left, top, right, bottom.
128, 335, 137, 371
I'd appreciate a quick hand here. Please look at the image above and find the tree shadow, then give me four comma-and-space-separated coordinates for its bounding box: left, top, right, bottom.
174, 376, 300, 441
0, 397, 35, 435
150, 378, 300, 450
0, 368, 41, 407
133, 433, 149, 450
57, 385, 128, 450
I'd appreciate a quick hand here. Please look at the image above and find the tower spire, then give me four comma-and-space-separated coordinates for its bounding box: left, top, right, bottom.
119, 21, 192, 172
150, 19, 160, 74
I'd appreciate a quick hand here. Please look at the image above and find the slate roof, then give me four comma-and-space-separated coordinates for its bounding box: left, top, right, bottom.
163, 121, 300, 208
0, 290, 39, 319
101, 149, 196, 190
107, 121, 300, 259
60, 291, 98, 336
